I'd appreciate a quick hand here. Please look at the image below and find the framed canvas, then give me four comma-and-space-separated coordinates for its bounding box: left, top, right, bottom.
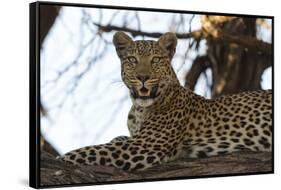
29, 1, 274, 188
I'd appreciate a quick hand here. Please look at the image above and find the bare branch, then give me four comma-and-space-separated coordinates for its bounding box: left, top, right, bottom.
184, 55, 210, 90
93, 22, 271, 54
93, 22, 201, 39
135, 12, 142, 31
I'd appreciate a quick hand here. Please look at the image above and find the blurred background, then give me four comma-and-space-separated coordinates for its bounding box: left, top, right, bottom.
39, 5, 272, 155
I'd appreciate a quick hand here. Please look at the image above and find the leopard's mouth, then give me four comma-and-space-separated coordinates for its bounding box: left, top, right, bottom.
130, 85, 159, 100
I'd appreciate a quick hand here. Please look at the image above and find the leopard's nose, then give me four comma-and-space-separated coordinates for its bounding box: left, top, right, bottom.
136, 75, 150, 83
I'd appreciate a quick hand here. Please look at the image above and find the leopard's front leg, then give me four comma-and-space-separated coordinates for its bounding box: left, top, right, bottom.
110, 135, 130, 143
60, 138, 167, 171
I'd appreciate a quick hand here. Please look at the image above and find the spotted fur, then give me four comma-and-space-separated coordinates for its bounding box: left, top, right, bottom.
60, 32, 272, 171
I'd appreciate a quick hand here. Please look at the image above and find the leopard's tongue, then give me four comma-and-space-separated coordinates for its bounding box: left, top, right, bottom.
139, 87, 150, 96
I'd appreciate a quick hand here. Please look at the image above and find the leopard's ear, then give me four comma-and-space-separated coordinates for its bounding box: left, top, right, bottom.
113, 32, 133, 58
157, 32, 177, 59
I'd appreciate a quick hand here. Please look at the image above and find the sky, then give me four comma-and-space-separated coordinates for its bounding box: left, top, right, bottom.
40, 6, 272, 154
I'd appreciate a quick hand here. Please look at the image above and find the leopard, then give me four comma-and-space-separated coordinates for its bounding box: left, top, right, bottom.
59, 31, 272, 171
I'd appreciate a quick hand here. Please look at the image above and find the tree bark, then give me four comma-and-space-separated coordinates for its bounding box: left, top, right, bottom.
40, 150, 272, 186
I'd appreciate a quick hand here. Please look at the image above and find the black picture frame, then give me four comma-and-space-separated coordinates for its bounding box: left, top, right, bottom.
30, 1, 274, 188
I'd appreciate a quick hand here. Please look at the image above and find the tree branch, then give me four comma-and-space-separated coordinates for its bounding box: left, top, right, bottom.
93, 22, 271, 54
41, 150, 272, 186
94, 22, 202, 39
184, 55, 210, 90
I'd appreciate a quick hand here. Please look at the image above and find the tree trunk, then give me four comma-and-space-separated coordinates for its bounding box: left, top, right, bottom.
39, 5, 61, 152
40, 5, 61, 47
185, 16, 272, 97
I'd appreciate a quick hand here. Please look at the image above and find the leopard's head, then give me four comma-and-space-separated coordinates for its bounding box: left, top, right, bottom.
113, 32, 178, 107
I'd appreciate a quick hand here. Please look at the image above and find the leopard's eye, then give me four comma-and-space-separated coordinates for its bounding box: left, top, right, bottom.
152, 57, 161, 63
128, 56, 137, 63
